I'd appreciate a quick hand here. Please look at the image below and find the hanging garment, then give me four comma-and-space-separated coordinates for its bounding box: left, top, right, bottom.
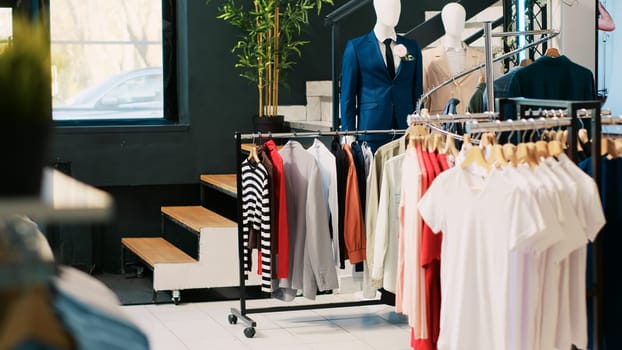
422, 45, 485, 114
264, 140, 290, 279
366, 137, 406, 273
505, 55, 596, 119
343, 144, 366, 264
580, 156, 622, 350
331, 137, 350, 269
370, 153, 406, 292
341, 31, 423, 152
395, 145, 424, 330
273, 141, 339, 301
412, 150, 450, 350
257, 148, 274, 279
418, 166, 545, 350
240, 158, 272, 292
351, 141, 368, 216
307, 138, 340, 267
467, 81, 486, 113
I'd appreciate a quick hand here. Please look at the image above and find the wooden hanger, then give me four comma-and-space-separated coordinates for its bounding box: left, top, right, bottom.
601, 137, 618, 159
462, 134, 472, 151
247, 144, 260, 163
461, 146, 491, 172
535, 140, 550, 159
548, 140, 564, 157
615, 138, 622, 157
503, 143, 518, 167
443, 134, 460, 158
429, 133, 443, 153
545, 47, 561, 57
517, 143, 538, 169
487, 144, 507, 168
519, 58, 533, 66
576, 128, 589, 152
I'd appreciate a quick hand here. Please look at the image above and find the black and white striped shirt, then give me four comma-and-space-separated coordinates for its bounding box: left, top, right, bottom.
241, 159, 272, 292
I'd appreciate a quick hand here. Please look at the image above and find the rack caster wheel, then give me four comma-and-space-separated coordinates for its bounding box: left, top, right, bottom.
243, 327, 256, 338
172, 290, 181, 305
228, 314, 238, 325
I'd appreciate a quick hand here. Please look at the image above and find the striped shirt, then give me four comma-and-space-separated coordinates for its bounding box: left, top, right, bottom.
241, 159, 272, 292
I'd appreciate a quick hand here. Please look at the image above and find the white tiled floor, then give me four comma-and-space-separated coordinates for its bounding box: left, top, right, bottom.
122, 294, 412, 350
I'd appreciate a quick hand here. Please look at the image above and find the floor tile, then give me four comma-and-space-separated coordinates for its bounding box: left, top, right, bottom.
285, 323, 357, 343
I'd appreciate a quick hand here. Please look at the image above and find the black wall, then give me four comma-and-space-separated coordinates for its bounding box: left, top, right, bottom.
48, 0, 448, 271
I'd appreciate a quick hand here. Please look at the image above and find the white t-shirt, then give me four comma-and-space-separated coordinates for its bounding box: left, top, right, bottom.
418, 167, 544, 350
558, 154, 606, 349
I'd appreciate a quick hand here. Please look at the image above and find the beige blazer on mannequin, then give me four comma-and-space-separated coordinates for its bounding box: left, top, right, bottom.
422, 45, 484, 114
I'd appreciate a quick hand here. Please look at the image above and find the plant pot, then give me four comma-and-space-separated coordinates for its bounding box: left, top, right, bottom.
0, 121, 51, 197
252, 115, 288, 144
252, 115, 286, 134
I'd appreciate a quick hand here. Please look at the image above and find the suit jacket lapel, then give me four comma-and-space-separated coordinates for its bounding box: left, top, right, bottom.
395, 36, 406, 79
366, 31, 392, 81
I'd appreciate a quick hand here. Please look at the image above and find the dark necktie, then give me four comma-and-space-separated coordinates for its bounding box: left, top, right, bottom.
383, 38, 395, 79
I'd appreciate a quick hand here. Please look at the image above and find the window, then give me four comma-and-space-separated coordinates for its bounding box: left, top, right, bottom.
0, 8, 10, 52
50, 1, 174, 123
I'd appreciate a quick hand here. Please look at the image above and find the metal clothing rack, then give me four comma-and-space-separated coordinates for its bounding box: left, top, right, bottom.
229, 121, 496, 338
494, 98, 604, 350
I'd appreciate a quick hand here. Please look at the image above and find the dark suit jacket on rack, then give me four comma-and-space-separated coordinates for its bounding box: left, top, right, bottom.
340, 31, 423, 152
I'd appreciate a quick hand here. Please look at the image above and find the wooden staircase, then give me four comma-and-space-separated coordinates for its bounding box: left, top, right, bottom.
121, 173, 260, 304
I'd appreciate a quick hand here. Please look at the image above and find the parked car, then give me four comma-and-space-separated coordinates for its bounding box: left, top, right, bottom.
53, 67, 163, 120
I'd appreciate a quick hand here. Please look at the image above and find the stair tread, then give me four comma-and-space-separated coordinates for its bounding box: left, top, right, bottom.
200, 174, 237, 197
121, 237, 196, 266
161, 205, 236, 233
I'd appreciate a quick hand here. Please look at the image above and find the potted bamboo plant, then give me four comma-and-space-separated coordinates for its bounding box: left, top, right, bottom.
209, 0, 333, 132
0, 17, 52, 197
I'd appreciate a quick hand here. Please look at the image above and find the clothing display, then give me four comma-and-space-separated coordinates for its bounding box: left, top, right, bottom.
340, 30, 423, 151
240, 158, 272, 292
580, 156, 622, 350
416, 144, 604, 350
505, 55, 596, 119
422, 45, 484, 114
272, 141, 339, 301
307, 139, 340, 267
264, 140, 290, 279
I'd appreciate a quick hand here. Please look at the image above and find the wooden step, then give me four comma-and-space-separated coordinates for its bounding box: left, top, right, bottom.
200, 174, 237, 197
161, 206, 236, 233
121, 237, 196, 268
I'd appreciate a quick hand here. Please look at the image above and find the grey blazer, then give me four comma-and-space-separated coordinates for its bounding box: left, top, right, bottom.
273, 141, 339, 301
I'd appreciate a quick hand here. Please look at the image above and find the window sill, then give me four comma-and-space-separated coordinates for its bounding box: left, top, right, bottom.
53, 119, 190, 134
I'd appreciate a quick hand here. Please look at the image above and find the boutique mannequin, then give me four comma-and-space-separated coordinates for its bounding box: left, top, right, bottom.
441, 2, 467, 75
340, 0, 423, 152
422, 2, 483, 114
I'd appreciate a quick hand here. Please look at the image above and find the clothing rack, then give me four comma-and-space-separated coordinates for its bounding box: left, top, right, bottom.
494, 98, 604, 350
230, 121, 496, 338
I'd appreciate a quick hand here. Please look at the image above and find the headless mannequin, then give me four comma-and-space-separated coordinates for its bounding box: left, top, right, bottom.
441, 3, 467, 75
373, 0, 401, 72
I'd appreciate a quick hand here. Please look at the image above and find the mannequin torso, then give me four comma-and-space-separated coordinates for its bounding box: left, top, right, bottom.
441, 3, 467, 75
340, 0, 423, 151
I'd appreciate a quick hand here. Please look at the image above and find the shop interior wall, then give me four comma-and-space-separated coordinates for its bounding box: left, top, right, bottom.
47, 0, 439, 272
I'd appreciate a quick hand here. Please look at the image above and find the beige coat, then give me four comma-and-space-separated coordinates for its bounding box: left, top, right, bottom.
422, 45, 485, 114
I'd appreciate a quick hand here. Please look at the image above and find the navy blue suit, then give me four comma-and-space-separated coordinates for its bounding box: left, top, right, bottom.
340, 31, 423, 152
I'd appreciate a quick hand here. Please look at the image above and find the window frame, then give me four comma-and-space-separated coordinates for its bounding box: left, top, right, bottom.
4, 0, 180, 127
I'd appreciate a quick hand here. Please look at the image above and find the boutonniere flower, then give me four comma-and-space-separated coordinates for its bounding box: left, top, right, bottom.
394, 44, 415, 61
